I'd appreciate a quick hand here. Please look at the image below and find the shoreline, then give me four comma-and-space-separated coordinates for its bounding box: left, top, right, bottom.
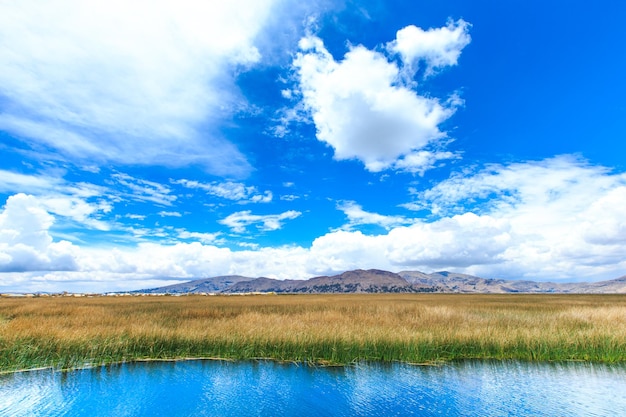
3, 355, 623, 376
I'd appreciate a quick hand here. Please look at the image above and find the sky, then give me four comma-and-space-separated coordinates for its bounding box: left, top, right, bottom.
1, 0, 626, 293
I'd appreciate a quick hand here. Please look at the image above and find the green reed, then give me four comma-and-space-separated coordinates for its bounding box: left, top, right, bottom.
1, 294, 625, 373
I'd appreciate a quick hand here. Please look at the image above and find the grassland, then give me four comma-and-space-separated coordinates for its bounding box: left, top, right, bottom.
1, 293, 625, 373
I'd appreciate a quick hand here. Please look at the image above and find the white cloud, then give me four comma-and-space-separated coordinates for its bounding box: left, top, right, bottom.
387, 19, 471, 77
399, 156, 626, 280
0, 170, 64, 193
125, 214, 146, 221
229, 246, 310, 279
0, 170, 187, 234
291, 20, 469, 172
111, 173, 177, 206
582, 186, 626, 245
306, 230, 391, 275
73, 242, 309, 288
298, 213, 512, 277
0, 194, 79, 272
0, 0, 281, 175
391, 150, 458, 175
2, 156, 626, 292
414, 156, 623, 217
337, 201, 411, 230
249, 193, 274, 204
174, 179, 272, 204
177, 230, 221, 244
0, 170, 113, 231
0, 244, 313, 293
0, 271, 187, 294
219, 210, 302, 233
39, 196, 112, 231
158, 211, 182, 218
384, 213, 512, 269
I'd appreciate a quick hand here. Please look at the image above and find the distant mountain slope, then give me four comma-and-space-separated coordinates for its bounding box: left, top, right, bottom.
134, 270, 626, 294
399, 271, 567, 293
579, 275, 626, 293
399, 271, 626, 293
222, 269, 431, 294
221, 277, 300, 293
137, 275, 254, 294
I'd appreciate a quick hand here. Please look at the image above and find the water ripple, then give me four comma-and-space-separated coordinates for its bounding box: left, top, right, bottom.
1, 360, 625, 416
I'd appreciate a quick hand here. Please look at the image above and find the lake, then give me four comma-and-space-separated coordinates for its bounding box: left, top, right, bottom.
1, 360, 625, 416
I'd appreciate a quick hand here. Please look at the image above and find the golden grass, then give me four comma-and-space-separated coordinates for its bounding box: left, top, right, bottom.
1, 293, 625, 372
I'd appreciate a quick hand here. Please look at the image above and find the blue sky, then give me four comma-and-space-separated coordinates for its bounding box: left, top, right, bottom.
1, 0, 625, 292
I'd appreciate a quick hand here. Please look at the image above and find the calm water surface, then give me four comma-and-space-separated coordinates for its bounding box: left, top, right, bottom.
1, 360, 625, 416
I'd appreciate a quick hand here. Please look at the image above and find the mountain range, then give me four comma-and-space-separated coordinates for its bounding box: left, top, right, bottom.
135, 269, 626, 294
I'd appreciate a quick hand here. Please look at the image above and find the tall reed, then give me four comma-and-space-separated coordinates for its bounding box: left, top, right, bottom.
1, 294, 625, 372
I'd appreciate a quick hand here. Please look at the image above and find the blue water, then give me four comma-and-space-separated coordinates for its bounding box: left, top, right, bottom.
1, 360, 625, 416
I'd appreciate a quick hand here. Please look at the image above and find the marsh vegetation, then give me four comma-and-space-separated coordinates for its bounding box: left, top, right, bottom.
1, 294, 625, 372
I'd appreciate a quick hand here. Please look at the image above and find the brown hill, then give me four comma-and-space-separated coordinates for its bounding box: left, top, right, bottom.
399, 271, 626, 293
137, 275, 253, 294
135, 270, 626, 294
574, 275, 626, 293
221, 277, 301, 293
222, 269, 428, 294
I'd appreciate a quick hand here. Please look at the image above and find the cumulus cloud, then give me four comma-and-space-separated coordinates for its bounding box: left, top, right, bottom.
306, 230, 391, 275
219, 210, 302, 233
0, 0, 281, 175
297, 214, 512, 277
174, 179, 273, 204
0, 194, 79, 272
387, 19, 471, 77
0, 243, 313, 293
291, 20, 469, 173
384, 214, 512, 268
400, 156, 626, 279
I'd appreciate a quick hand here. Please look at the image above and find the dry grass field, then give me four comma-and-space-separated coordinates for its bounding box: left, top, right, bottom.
1, 293, 625, 372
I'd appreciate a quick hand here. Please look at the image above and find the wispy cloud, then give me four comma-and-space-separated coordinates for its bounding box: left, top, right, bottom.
0, 170, 112, 231
177, 230, 221, 244
124, 214, 147, 221
111, 173, 176, 206
337, 201, 411, 230
0, 0, 282, 175
158, 211, 182, 218
0, 169, 180, 233
174, 179, 272, 204
0, 170, 64, 193
219, 210, 302, 233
